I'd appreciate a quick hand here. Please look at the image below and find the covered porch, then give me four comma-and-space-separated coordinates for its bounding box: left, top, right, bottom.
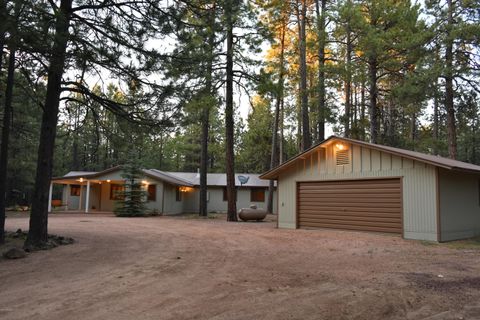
49, 176, 125, 214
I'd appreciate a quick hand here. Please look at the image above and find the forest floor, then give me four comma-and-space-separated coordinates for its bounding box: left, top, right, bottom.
1, 213, 480, 320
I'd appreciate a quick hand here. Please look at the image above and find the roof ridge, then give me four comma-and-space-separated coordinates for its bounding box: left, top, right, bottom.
147, 169, 196, 185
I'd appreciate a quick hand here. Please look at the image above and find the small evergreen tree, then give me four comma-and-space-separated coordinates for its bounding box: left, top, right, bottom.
114, 161, 147, 217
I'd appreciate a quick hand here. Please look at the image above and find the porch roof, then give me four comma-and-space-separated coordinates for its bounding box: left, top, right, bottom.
52, 166, 194, 187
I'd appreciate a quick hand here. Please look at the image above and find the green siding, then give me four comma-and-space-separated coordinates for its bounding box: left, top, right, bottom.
277, 143, 438, 241
439, 169, 480, 241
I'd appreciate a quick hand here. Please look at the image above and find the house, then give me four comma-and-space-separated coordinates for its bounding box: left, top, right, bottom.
50, 166, 277, 215
260, 136, 480, 242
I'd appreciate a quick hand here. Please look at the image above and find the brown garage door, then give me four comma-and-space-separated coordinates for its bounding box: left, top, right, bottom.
297, 178, 402, 234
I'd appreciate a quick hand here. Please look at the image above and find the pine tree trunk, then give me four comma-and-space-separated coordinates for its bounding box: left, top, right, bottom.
199, 5, 216, 217
433, 84, 439, 154
267, 19, 286, 214
344, 29, 352, 138
25, 0, 72, 249
0, 0, 6, 75
0, 25, 15, 245
315, 0, 326, 141
0, 0, 19, 245
224, 0, 237, 222
368, 56, 378, 144
361, 80, 366, 140
158, 134, 164, 169
0, 2, 6, 245
298, 0, 311, 150
387, 100, 394, 145
267, 102, 279, 213
445, 0, 457, 159
199, 107, 209, 217
353, 84, 358, 138
279, 99, 285, 164
410, 112, 416, 150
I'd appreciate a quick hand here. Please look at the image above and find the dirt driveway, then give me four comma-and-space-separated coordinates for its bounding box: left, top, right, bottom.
1, 214, 480, 320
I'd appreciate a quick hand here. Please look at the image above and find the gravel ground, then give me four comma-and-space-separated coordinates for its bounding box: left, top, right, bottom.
1, 213, 480, 320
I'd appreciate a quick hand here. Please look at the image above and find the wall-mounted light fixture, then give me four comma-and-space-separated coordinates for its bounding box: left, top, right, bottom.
335, 143, 348, 151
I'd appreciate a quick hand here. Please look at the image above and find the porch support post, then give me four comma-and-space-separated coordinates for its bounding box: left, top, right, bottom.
65, 184, 69, 210
48, 182, 53, 212
79, 184, 83, 210
85, 180, 91, 213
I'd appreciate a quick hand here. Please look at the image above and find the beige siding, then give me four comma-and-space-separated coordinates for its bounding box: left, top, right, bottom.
60, 170, 277, 215
92, 171, 125, 181
99, 182, 116, 212
277, 143, 438, 241
201, 187, 277, 213
182, 188, 199, 213
439, 169, 480, 241
145, 182, 164, 213
163, 184, 184, 214
89, 184, 101, 210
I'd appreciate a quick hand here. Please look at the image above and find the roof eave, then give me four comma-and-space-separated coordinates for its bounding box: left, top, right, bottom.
51, 173, 97, 181
258, 135, 477, 179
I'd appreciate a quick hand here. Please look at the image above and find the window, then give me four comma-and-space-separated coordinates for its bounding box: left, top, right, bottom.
250, 188, 266, 202
176, 187, 182, 202
70, 185, 81, 196
110, 184, 125, 200
223, 187, 237, 201
147, 184, 156, 201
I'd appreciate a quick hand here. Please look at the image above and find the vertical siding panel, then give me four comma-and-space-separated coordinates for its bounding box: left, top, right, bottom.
327, 145, 335, 174
361, 147, 371, 172
353, 145, 362, 172
381, 152, 392, 171
403, 158, 414, 169
392, 155, 402, 169
344, 145, 353, 173
371, 150, 381, 171
319, 148, 326, 173
311, 152, 318, 176
304, 154, 311, 175
317, 149, 321, 173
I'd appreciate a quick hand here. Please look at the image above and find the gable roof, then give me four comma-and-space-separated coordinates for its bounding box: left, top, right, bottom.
143, 169, 194, 187
260, 136, 480, 179
53, 167, 271, 187
165, 171, 272, 187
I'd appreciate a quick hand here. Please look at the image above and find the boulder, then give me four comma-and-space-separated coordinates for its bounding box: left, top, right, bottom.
3, 247, 27, 259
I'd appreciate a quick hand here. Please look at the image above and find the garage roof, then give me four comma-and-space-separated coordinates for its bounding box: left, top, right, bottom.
260, 136, 480, 179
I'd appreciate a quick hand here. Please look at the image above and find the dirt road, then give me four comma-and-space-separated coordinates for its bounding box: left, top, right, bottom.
1, 214, 480, 320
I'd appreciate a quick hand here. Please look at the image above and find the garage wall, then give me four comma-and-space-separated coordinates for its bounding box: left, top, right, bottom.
439, 169, 480, 241
277, 142, 438, 241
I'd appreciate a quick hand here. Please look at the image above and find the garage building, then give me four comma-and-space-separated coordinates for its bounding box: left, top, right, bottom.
260, 136, 480, 242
